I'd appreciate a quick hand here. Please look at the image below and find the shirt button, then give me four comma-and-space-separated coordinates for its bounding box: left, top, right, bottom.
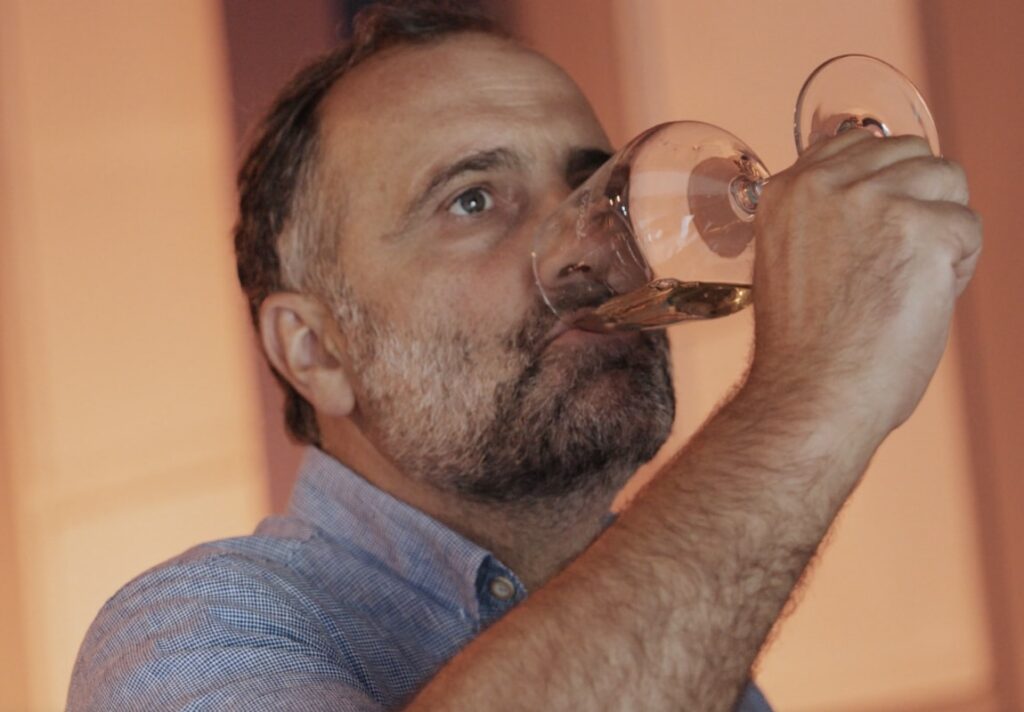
489, 576, 516, 601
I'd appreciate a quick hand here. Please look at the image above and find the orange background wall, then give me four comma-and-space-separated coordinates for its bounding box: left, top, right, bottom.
922, 3, 1024, 706
0, 2, 1020, 711
0, 2, 269, 709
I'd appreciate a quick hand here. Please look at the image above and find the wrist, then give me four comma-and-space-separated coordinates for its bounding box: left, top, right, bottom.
726, 368, 886, 494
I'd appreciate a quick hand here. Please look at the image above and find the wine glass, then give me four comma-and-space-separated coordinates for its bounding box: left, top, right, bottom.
532, 54, 939, 332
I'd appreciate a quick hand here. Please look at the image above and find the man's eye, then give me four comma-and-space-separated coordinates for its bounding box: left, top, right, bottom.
448, 187, 494, 216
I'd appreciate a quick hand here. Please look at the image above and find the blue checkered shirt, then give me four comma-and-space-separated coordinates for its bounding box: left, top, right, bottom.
68, 447, 773, 710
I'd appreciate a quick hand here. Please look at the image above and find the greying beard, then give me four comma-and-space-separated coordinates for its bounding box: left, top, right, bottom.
456, 328, 674, 504
336, 294, 675, 507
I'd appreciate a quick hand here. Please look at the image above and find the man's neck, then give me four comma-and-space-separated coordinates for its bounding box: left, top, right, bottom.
321, 420, 620, 592
439, 489, 618, 592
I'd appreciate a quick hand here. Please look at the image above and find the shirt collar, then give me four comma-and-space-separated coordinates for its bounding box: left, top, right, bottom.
287, 446, 526, 623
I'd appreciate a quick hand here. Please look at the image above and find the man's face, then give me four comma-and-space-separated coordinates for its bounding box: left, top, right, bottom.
315, 33, 674, 504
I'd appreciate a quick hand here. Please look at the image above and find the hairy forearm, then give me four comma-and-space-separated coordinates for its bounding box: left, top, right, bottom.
407, 378, 882, 711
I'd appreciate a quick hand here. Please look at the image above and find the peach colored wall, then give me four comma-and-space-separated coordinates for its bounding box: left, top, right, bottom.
923, 3, 1024, 708
0, 9, 31, 707
0, 2, 268, 709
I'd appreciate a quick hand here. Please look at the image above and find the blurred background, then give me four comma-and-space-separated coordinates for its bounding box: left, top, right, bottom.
0, 1, 1020, 710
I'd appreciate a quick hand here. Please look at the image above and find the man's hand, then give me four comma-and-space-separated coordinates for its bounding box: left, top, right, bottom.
749, 130, 982, 438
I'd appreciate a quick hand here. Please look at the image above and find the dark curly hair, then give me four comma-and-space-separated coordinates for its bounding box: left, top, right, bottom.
233, 1, 503, 445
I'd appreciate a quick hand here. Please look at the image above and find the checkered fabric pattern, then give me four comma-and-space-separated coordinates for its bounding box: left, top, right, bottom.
67, 446, 772, 711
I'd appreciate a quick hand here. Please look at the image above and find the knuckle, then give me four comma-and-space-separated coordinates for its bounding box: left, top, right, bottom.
890, 134, 932, 156
909, 157, 969, 202
934, 156, 965, 180
881, 195, 918, 227
842, 128, 878, 147
844, 175, 882, 206
944, 158, 967, 183
934, 158, 970, 202
830, 127, 872, 150
960, 208, 984, 247
949, 160, 970, 201
964, 206, 982, 229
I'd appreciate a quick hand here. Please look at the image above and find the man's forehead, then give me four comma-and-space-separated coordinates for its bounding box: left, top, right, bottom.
322, 33, 583, 122
316, 33, 607, 176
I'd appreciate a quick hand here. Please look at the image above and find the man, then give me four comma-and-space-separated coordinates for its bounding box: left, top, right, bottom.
68, 2, 981, 711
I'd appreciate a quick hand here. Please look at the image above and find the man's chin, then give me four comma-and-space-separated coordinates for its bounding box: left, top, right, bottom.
534, 329, 675, 453
539, 330, 661, 388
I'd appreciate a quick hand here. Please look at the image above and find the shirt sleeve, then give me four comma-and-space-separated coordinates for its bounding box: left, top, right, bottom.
67, 552, 387, 712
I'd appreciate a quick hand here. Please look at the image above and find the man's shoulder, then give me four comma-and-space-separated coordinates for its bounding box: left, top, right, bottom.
75, 511, 405, 655
90, 517, 325, 627
67, 519, 391, 710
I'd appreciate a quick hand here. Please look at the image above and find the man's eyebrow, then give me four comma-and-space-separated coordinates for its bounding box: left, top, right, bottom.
566, 147, 613, 188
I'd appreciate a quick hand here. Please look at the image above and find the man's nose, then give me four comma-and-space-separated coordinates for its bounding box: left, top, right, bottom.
532, 185, 652, 317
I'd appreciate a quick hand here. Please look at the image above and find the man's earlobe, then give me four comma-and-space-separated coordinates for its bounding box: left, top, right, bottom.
258, 293, 355, 418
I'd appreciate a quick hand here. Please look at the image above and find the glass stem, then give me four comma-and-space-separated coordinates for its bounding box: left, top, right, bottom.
730, 175, 768, 215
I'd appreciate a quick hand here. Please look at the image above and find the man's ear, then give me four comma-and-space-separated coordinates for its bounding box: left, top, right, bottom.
258, 292, 355, 418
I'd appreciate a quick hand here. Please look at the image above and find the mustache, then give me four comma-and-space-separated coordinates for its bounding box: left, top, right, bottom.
509, 282, 623, 363
509, 298, 560, 361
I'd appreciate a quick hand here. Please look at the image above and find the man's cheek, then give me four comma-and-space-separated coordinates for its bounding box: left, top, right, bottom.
471, 252, 536, 318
